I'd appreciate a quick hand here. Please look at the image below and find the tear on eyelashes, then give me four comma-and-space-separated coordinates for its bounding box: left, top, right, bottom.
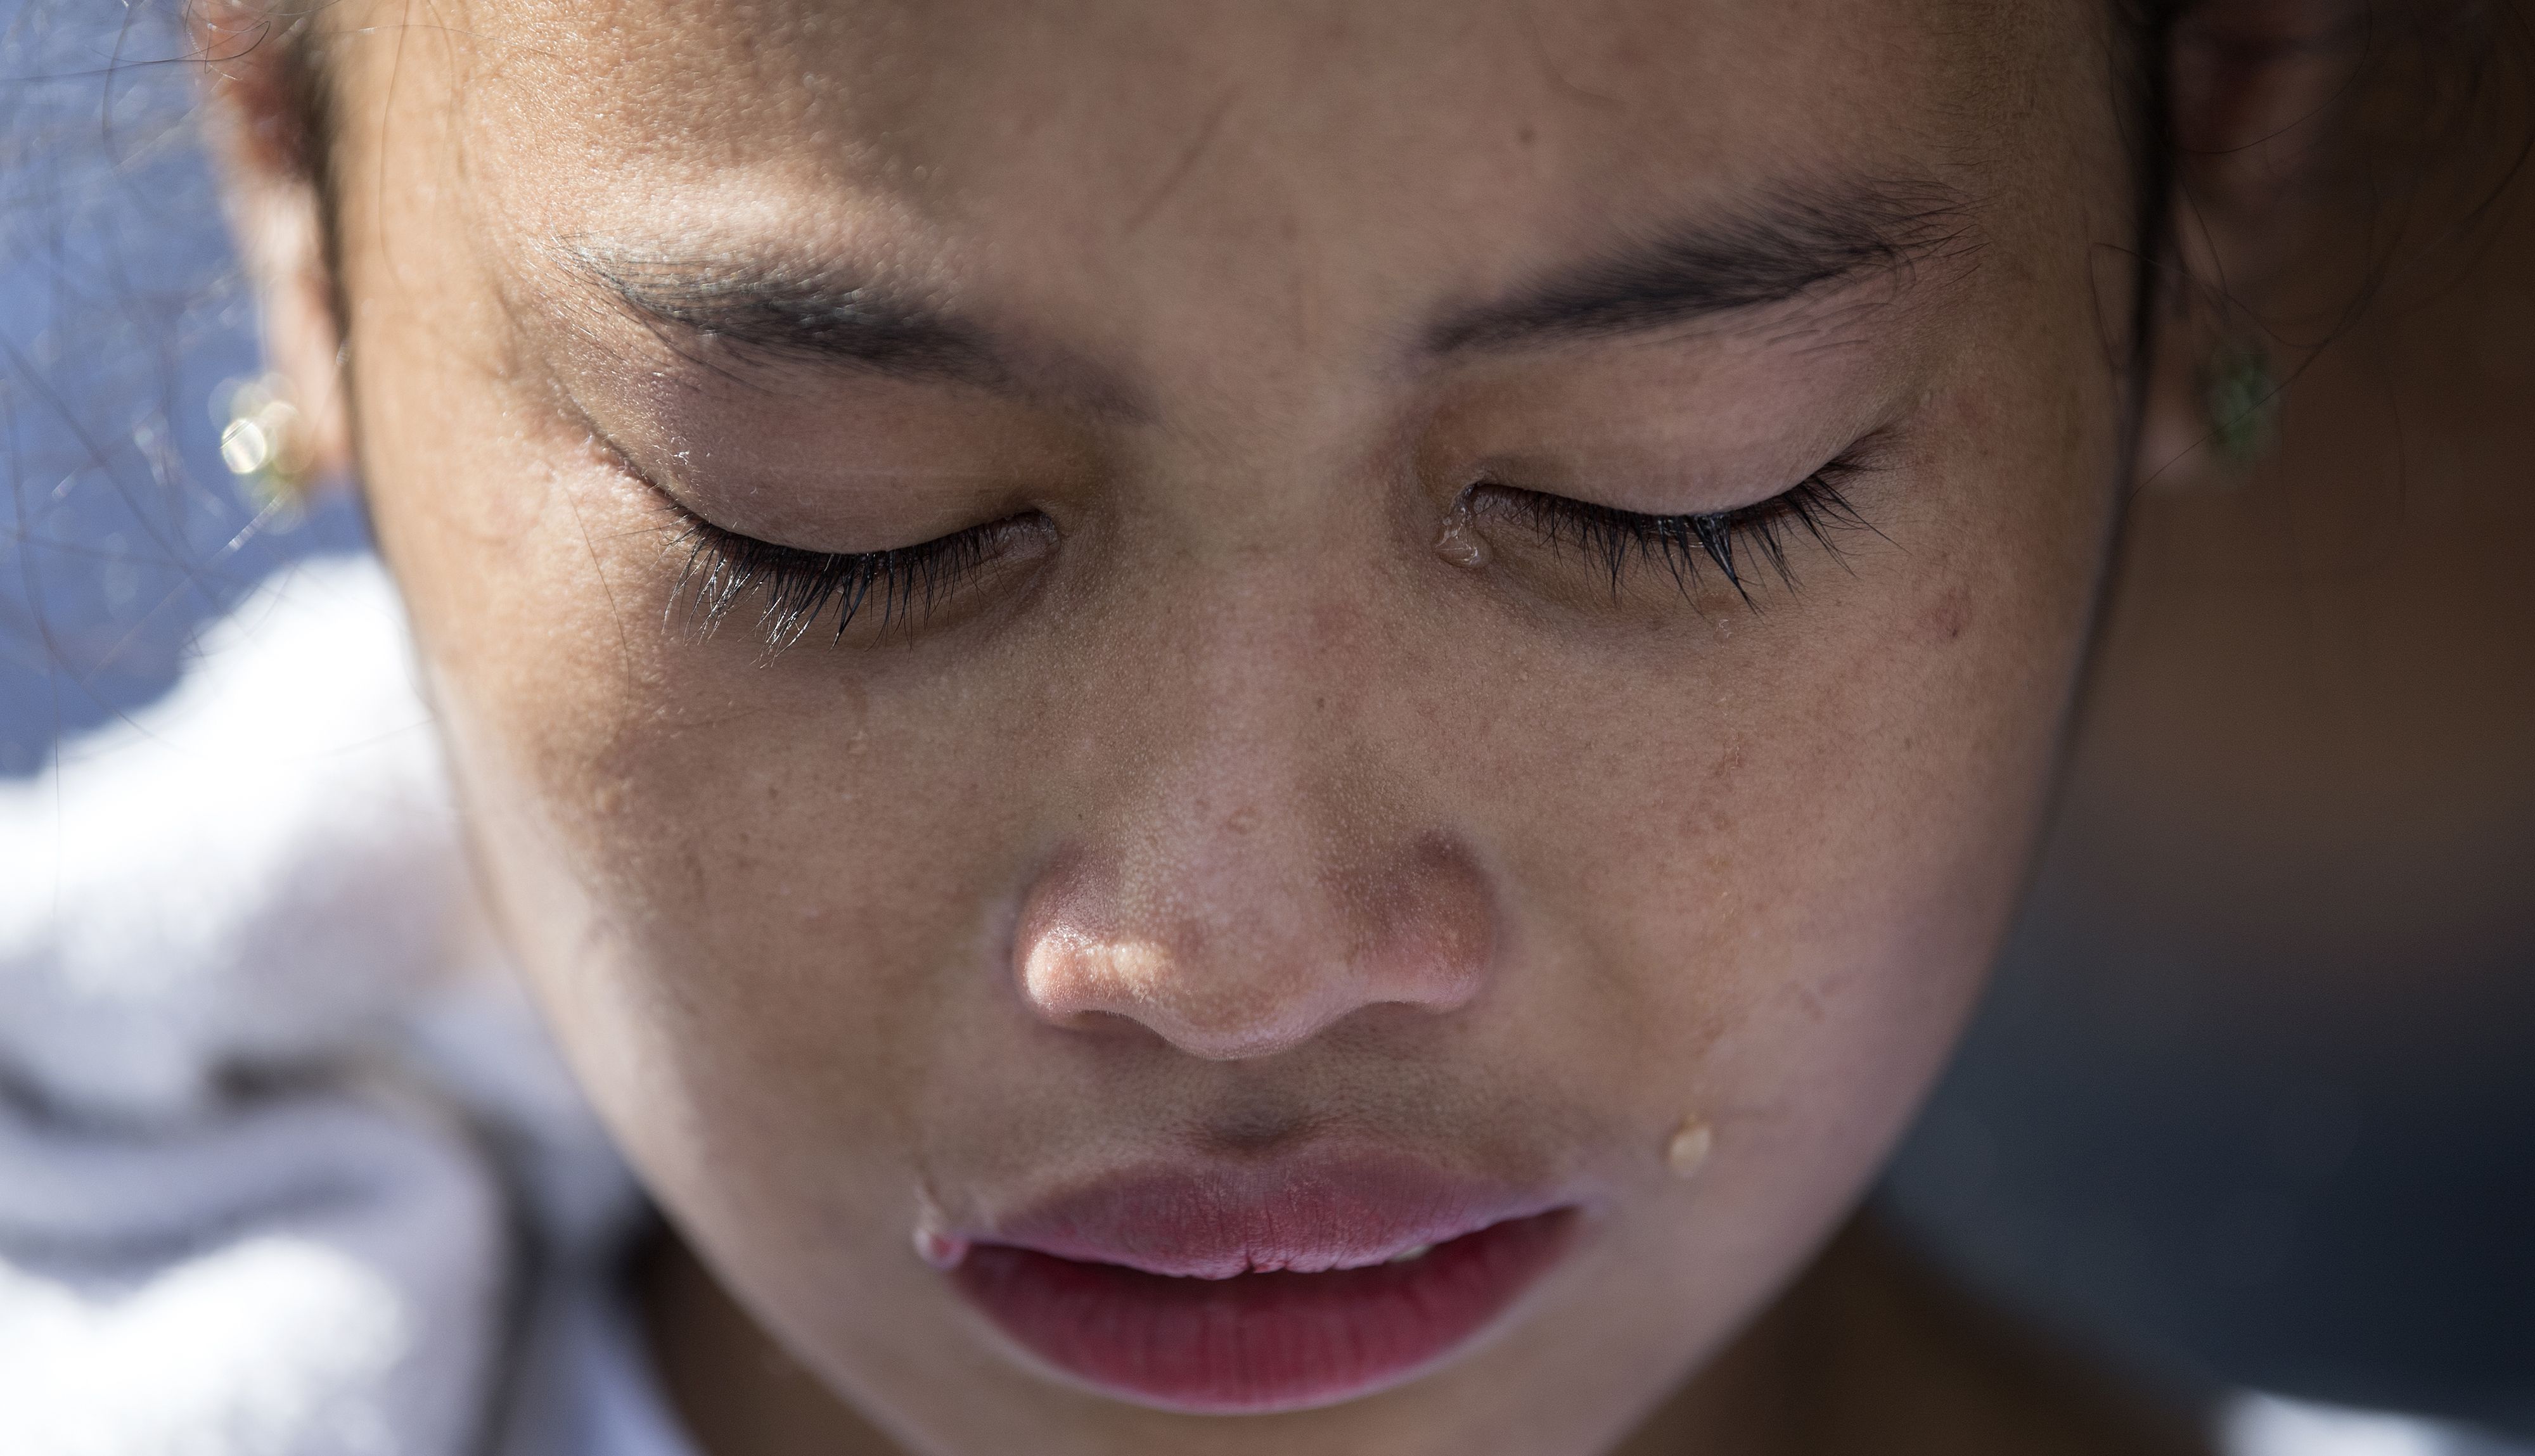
1434, 499, 1491, 568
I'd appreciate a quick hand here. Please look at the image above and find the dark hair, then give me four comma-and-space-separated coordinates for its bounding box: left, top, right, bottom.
2145, 1, 2532, 366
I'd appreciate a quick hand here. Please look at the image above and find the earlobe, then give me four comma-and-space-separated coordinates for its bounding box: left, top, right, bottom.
2135, 1, 2359, 491
2134, 279, 2283, 491
2167, 0, 2365, 202
193, 1, 354, 489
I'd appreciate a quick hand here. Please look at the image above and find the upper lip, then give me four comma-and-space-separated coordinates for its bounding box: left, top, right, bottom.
956, 1149, 1574, 1280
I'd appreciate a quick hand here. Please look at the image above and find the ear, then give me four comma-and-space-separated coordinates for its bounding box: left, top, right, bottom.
193, 2, 354, 487
2136, 0, 2369, 492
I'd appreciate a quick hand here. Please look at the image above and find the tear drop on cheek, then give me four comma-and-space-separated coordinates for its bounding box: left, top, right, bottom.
915, 1227, 970, 1270
1666, 1118, 1714, 1180
1434, 505, 1490, 569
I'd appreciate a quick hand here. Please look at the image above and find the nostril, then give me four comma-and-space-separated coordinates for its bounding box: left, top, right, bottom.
1360, 834, 1495, 1010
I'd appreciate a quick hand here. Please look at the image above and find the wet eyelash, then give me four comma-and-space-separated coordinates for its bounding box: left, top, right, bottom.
655, 456, 1872, 649
1473, 458, 1877, 606
660, 503, 1027, 649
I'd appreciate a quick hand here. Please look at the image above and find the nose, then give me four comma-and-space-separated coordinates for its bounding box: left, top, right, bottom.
1016, 811, 1494, 1063
1011, 535, 1498, 1061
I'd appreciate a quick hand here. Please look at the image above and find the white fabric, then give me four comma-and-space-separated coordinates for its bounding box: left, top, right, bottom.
0, 1092, 499, 1456
0, 557, 675, 1456
0, 559, 458, 1121
0, 552, 2519, 1456
2223, 1395, 2533, 1456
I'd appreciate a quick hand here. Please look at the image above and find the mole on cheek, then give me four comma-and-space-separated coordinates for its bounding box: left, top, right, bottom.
1925, 584, 1973, 643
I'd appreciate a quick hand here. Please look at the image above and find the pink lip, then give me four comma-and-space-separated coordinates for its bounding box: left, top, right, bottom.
938, 1154, 1581, 1412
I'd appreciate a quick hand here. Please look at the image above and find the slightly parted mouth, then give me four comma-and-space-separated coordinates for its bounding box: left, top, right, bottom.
924, 1156, 1584, 1413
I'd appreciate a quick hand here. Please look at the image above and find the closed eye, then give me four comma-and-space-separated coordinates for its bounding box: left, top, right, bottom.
1466, 454, 1878, 606
646, 452, 1874, 653
655, 495, 1053, 650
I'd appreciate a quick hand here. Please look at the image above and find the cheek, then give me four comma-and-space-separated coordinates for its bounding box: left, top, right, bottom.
1466, 454, 2106, 1194
368, 426, 1025, 1207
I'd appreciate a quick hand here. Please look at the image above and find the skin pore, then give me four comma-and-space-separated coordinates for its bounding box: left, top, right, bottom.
207, 0, 2232, 1451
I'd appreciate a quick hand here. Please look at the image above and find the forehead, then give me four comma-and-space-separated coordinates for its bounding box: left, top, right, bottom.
463, 0, 2055, 144
349, 0, 2110, 378
421, 0, 2090, 212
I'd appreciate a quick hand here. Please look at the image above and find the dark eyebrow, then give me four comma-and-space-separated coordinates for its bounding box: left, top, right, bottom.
562, 245, 1013, 388
1423, 179, 1977, 355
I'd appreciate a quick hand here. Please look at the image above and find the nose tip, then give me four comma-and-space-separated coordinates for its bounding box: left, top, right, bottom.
1019, 928, 1481, 1061
1015, 840, 1494, 1061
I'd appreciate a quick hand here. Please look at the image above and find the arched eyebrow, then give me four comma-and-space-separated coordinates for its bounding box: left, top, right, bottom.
1422, 179, 1978, 355
560, 245, 1015, 389
557, 176, 1974, 395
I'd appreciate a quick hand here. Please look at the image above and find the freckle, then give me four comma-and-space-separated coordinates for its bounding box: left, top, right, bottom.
1667, 1118, 1714, 1179
1929, 585, 1972, 642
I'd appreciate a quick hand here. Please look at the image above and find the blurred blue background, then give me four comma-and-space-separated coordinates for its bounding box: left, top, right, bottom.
3, 0, 2525, 1437
0, 0, 365, 772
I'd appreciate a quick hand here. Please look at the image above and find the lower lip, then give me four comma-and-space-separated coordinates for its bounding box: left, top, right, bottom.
949, 1208, 1577, 1413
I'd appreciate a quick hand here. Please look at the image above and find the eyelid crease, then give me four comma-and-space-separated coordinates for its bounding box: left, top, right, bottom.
1468, 456, 1880, 608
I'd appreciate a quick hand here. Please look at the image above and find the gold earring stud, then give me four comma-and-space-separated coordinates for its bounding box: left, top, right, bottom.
217, 373, 314, 518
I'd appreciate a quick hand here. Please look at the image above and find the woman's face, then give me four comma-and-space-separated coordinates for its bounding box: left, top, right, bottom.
324, 0, 2131, 1449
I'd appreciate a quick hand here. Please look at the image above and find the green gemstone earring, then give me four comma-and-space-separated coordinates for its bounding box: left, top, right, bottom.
2202, 340, 2280, 469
